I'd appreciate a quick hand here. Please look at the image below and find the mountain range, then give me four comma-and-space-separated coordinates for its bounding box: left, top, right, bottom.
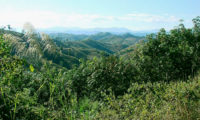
38, 27, 158, 36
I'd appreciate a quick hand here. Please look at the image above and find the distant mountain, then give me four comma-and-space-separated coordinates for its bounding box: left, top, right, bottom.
49, 33, 89, 41
50, 32, 145, 52
38, 27, 133, 35
86, 32, 145, 51
131, 30, 159, 36
38, 27, 159, 37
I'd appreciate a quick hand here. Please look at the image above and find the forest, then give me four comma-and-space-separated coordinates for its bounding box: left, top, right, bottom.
0, 16, 200, 120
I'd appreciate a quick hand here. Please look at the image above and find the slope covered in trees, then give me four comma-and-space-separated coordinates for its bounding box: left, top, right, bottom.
51, 32, 144, 52
0, 17, 200, 119
2, 25, 144, 69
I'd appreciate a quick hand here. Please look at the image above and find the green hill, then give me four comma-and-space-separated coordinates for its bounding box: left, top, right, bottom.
2, 30, 80, 69
51, 32, 144, 52
2, 29, 144, 69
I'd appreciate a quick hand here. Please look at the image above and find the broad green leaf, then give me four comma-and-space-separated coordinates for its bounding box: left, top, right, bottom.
30, 65, 34, 72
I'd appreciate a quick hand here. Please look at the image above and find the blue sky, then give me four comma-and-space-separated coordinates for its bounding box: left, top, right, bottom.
0, 0, 199, 31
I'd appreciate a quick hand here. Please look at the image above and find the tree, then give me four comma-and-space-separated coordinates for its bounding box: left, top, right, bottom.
7, 25, 11, 31
193, 16, 200, 36
131, 17, 200, 82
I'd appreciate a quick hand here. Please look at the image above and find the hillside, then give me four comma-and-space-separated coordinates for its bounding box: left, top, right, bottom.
50, 32, 144, 52
55, 39, 114, 54
2, 30, 79, 69
1, 29, 143, 69
1, 17, 200, 119
49, 33, 89, 41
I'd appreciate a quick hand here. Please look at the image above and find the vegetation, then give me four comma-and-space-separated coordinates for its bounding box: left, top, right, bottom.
0, 17, 200, 119
3, 25, 143, 70
51, 32, 144, 52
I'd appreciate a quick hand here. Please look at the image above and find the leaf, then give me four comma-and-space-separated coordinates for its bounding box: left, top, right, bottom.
30, 65, 34, 72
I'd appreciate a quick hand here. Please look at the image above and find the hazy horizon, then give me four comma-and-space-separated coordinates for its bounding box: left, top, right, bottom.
0, 0, 199, 31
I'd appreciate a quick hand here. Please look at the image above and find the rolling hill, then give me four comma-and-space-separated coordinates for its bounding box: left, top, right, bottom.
1, 29, 144, 69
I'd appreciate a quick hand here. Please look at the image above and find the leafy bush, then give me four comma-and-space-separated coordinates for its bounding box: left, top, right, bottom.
95, 76, 200, 119
131, 17, 200, 82
68, 56, 136, 99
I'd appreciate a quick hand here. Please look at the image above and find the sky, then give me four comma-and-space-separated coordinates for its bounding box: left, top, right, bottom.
0, 0, 199, 31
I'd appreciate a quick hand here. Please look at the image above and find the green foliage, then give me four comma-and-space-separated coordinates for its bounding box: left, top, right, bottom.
95, 76, 200, 120
0, 37, 99, 119
0, 35, 38, 119
52, 32, 144, 52
1, 17, 200, 119
87, 32, 143, 47
3, 31, 80, 69
131, 17, 200, 82
3, 28, 143, 70
29, 64, 34, 72
68, 56, 136, 99
0, 35, 10, 57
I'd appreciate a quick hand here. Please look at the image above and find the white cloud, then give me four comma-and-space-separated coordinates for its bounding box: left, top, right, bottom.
120, 13, 179, 23
0, 9, 118, 28
0, 9, 180, 31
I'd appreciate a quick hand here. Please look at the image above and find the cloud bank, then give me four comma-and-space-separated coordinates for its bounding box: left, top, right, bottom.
0, 9, 180, 31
